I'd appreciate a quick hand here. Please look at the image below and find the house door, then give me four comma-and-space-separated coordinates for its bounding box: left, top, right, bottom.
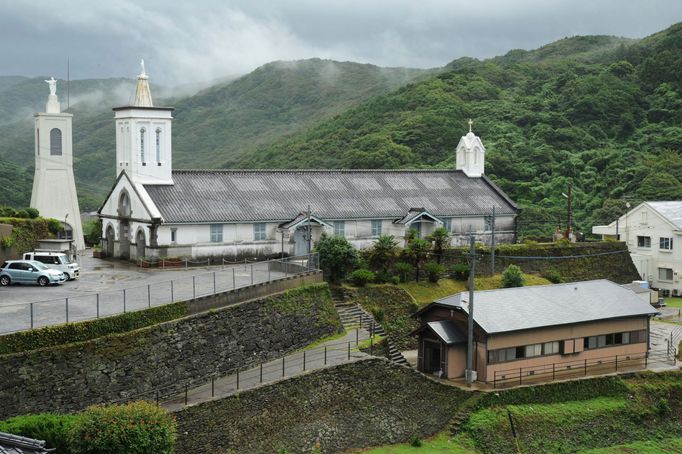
423, 339, 442, 373
294, 227, 309, 256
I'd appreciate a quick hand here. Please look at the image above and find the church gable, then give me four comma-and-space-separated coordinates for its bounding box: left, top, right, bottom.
99, 171, 159, 223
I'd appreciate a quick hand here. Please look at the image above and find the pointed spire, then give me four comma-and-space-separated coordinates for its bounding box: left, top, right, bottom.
133, 59, 154, 107
468, 118, 473, 134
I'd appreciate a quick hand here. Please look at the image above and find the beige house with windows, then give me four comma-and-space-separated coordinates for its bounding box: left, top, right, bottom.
413, 280, 658, 385
593, 201, 682, 297
98, 65, 519, 260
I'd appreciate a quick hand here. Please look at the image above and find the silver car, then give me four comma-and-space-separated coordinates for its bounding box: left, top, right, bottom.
0, 260, 67, 286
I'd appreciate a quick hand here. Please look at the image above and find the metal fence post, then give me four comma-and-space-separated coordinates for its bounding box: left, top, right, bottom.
284, 259, 288, 277
260, 363, 263, 383
268, 262, 271, 281
65, 298, 69, 322
584, 359, 587, 376
185, 258, 188, 270
348, 341, 351, 360
519, 368, 522, 385
282, 357, 285, 377
30, 303, 34, 329
552, 363, 555, 381
123, 289, 127, 313
184, 385, 188, 405
213, 272, 216, 294
156, 390, 160, 405
324, 346, 327, 365
192, 276, 196, 299
303, 350, 306, 371
147, 284, 151, 308
356, 328, 359, 345
171, 280, 174, 303
370, 336, 373, 355
211, 377, 215, 397
250, 264, 254, 285
232, 267, 236, 289
96, 293, 100, 319
236, 370, 240, 390
615, 355, 618, 371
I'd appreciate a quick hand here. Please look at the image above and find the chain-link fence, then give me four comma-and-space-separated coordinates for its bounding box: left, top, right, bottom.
0, 254, 319, 335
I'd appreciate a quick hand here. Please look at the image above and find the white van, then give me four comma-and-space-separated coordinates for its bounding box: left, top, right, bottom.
22, 252, 80, 280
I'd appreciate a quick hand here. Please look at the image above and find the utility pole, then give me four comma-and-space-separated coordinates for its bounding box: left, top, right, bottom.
567, 183, 572, 238
466, 235, 475, 386
306, 204, 312, 254
491, 206, 496, 275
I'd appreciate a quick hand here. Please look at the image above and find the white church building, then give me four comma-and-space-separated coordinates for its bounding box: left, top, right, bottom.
99, 65, 519, 260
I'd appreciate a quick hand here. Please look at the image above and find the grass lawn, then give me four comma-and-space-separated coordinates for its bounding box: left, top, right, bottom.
399, 274, 552, 306
357, 431, 476, 453
578, 438, 682, 453
664, 297, 682, 308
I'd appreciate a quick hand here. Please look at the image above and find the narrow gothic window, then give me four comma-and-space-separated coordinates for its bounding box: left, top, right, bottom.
50, 128, 62, 155
140, 128, 146, 162
155, 128, 161, 162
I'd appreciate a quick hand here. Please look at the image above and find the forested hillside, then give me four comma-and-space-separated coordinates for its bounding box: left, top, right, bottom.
235, 24, 682, 237
0, 60, 429, 210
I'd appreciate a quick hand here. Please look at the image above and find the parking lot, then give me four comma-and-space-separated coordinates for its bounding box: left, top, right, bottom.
0, 252, 299, 334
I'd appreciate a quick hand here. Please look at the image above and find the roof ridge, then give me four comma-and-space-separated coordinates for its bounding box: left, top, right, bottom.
171, 168, 469, 174
440, 279, 613, 302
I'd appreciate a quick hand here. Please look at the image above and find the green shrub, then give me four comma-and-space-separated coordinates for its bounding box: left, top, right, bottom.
371, 307, 385, 323
655, 397, 671, 415
394, 261, 413, 283
0, 413, 82, 453
315, 232, 358, 284
0, 302, 188, 355
541, 269, 563, 283
502, 264, 524, 288
390, 275, 401, 285
424, 262, 445, 283
68, 401, 176, 454
449, 263, 470, 281
46, 218, 62, 236
0, 236, 14, 249
410, 435, 423, 447
350, 268, 375, 287
83, 219, 102, 247
14, 209, 29, 218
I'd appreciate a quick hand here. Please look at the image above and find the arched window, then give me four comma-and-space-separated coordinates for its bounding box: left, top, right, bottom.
50, 128, 62, 155
155, 128, 161, 162
140, 127, 146, 162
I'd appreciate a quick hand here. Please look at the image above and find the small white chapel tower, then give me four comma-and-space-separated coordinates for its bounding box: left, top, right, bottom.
455, 119, 486, 177
113, 59, 173, 185
31, 77, 85, 250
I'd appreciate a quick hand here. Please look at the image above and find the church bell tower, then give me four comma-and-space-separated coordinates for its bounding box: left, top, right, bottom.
31, 78, 85, 251
455, 119, 486, 178
113, 60, 173, 185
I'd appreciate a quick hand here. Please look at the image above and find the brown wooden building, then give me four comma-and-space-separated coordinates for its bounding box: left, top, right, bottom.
413, 280, 658, 384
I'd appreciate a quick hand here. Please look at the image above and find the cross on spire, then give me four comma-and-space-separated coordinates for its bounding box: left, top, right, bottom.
468, 118, 473, 133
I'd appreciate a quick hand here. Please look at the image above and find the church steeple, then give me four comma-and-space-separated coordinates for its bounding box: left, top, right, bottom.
133, 59, 154, 107
113, 61, 174, 185
455, 119, 486, 177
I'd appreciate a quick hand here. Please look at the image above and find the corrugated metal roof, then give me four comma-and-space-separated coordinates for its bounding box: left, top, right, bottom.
431, 280, 658, 334
648, 201, 682, 230
0, 432, 53, 453
427, 320, 467, 344
143, 169, 518, 223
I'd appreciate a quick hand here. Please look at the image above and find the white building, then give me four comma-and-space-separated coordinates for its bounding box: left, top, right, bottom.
593, 201, 682, 296
30, 78, 85, 251
99, 67, 519, 260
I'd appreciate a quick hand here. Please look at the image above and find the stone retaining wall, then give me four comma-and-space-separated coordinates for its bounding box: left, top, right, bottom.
0, 283, 340, 419
174, 358, 465, 454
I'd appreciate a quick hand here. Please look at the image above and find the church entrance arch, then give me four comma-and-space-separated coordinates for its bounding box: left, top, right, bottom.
135, 229, 146, 259
105, 224, 115, 257
118, 191, 131, 259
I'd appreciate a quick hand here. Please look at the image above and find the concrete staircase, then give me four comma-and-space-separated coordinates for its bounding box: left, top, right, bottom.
331, 287, 409, 366
449, 392, 482, 436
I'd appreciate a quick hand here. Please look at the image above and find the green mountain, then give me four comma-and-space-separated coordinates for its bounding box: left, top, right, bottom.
236, 23, 682, 238
0, 60, 431, 210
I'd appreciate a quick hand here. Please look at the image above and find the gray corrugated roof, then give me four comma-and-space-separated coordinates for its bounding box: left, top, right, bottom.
427, 320, 467, 344
432, 280, 657, 334
648, 201, 682, 230
620, 283, 650, 294
143, 169, 518, 223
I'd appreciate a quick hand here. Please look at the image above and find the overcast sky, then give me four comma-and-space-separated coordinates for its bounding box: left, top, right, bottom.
1, 0, 680, 86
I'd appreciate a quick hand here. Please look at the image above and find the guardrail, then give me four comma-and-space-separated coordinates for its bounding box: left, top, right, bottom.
492, 348, 677, 388
0, 253, 319, 335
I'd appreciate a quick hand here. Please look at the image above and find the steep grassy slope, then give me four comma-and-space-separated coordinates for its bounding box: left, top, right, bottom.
0, 60, 429, 209
238, 23, 682, 238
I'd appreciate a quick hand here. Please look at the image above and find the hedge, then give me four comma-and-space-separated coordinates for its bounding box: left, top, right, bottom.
0, 302, 188, 355
0, 402, 176, 454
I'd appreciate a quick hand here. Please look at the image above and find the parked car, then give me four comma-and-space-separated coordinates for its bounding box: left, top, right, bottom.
0, 260, 67, 286
22, 251, 80, 280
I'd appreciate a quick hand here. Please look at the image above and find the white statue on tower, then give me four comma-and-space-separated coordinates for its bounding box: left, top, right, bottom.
44, 77, 57, 96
